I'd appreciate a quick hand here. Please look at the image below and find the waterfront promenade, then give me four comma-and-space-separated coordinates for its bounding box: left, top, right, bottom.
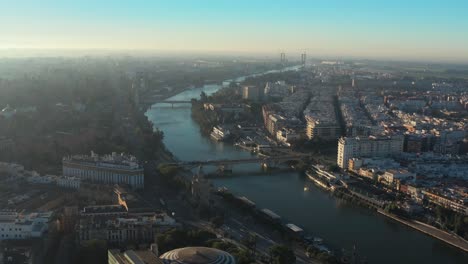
378, 210, 468, 253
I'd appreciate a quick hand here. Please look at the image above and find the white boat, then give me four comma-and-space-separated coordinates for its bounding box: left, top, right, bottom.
306, 170, 331, 191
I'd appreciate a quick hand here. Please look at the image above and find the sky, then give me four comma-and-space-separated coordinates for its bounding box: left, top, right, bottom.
1, 0, 468, 62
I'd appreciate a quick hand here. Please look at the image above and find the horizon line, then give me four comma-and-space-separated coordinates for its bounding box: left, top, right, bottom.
1, 48, 468, 65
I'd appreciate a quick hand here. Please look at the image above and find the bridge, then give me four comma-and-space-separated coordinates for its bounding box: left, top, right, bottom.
151, 100, 193, 108
167, 154, 309, 172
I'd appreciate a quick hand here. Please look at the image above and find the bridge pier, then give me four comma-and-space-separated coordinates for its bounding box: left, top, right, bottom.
217, 164, 233, 175
261, 160, 280, 171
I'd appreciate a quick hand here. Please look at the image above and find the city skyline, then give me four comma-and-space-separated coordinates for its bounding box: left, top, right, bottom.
1, 0, 468, 62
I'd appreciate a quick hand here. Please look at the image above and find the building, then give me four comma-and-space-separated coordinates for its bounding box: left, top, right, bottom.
79, 213, 176, 245
242, 85, 260, 101
62, 151, 144, 189
422, 190, 468, 215
381, 169, 415, 187
265, 113, 286, 137
109, 246, 163, 264
0, 162, 25, 178
56, 176, 81, 189
305, 115, 341, 140
276, 127, 301, 145
337, 135, 404, 169
0, 211, 52, 240
159, 247, 235, 264
264, 81, 291, 99
304, 96, 341, 140
81, 205, 128, 217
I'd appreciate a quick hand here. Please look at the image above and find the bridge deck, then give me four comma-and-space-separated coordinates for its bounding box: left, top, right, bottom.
154, 100, 192, 104
169, 155, 308, 167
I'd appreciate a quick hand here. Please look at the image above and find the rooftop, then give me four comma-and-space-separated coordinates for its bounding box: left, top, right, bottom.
63, 151, 142, 170
160, 247, 235, 264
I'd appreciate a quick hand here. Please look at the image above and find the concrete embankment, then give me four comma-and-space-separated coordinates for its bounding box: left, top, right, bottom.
378, 210, 468, 253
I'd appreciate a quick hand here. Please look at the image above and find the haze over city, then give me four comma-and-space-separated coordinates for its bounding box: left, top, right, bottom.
1, 1, 468, 264
1, 0, 468, 61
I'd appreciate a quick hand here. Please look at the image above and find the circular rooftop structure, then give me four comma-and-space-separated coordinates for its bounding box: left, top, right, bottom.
159, 247, 236, 264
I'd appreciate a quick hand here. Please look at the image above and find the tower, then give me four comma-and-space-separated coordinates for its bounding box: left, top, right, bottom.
301, 52, 306, 66
280, 52, 286, 64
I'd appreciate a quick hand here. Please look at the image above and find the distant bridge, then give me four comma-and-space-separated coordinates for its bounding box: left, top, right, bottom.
167, 154, 309, 171
151, 100, 193, 107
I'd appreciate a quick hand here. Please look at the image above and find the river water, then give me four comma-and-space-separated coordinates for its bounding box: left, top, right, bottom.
145, 75, 468, 264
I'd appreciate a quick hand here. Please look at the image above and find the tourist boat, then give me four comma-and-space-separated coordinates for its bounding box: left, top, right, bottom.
306, 170, 331, 191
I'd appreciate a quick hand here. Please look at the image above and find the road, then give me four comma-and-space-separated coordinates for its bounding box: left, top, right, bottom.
142, 160, 317, 263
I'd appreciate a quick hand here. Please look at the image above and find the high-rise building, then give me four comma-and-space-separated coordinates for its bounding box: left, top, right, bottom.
337, 135, 404, 169
242, 85, 260, 101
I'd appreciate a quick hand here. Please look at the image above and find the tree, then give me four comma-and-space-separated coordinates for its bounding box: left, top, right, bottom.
210, 215, 224, 228
200, 91, 208, 102
156, 228, 217, 253
234, 249, 254, 264
241, 233, 257, 256
76, 239, 107, 264
328, 164, 341, 173
269, 245, 296, 264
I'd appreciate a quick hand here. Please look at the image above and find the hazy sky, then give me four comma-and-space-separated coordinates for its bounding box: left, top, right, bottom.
1, 0, 468, 61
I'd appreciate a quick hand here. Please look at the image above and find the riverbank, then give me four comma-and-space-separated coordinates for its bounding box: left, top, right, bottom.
378, 210, 468, 253
306, 169, 468, 254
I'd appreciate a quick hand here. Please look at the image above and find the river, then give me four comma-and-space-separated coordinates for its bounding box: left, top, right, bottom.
145, 72, 468, 264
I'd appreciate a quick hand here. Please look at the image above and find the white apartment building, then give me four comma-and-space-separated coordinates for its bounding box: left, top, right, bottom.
337, 135, 404, 169
0, 211, 52, 240
63, 152, 144, 189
